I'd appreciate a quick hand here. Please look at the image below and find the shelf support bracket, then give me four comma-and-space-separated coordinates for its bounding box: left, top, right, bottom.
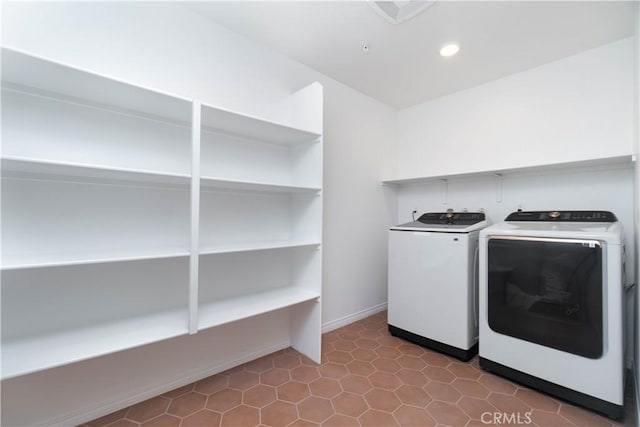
440, 179, 448, 205
494, 173, 503, 203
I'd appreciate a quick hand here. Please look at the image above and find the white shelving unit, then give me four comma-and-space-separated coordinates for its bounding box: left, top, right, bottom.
1, 47, 323, 380
195, 94, 323, 361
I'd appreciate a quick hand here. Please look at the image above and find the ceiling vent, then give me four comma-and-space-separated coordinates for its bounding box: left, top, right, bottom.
368, 1, 437, 25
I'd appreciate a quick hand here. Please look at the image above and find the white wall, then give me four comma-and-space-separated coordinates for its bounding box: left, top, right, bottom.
1, 2, 397, 424
395, 38, 635, 180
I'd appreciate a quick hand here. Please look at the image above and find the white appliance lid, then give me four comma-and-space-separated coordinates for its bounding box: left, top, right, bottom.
391, 212, 488, 233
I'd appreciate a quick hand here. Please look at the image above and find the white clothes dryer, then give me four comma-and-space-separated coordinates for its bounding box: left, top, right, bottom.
479, 210, 625, 419
388, 211, 488, 361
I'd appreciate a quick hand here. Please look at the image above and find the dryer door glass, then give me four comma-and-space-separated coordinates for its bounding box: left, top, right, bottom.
487, 237, 603, 359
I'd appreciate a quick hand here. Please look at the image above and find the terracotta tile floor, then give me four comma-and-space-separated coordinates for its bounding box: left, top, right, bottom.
84, 312, 636, 427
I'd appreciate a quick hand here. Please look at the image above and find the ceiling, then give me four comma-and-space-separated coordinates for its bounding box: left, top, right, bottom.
184, 1, 636, 109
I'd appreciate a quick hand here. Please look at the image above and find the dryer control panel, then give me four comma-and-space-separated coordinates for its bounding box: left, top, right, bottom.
505, 210, 617, 222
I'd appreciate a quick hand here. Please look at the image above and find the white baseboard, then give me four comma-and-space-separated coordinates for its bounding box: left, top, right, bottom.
49, 341, 290, 427
321, 302, 387, 333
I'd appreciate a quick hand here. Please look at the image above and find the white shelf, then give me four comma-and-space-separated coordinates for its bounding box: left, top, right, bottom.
1, 309, 188, 380
201, 103, 320, 146
198, 287, 320, 331
200, 240, 321, 256
200, 176, 320, 194
2, 47, 191, 124
2, 247, 190, 271
382, 154, 636, 185
1, 157, 191, 188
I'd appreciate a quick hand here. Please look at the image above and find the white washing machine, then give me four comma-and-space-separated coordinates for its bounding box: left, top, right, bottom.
388, 211, 488, 361
479, 210, 625, 419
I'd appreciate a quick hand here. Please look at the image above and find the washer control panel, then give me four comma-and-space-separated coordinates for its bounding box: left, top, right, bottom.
505, 210, 617, 222
418, 212, 486, 225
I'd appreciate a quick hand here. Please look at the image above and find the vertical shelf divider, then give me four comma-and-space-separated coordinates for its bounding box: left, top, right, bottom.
189, 101, 202, 334
289, 82, 323, 363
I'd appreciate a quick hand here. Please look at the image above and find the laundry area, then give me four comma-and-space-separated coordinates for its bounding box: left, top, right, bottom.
1, 2, 639, 426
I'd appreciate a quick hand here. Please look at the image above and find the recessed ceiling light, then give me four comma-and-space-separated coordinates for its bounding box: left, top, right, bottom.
440, 44, 460, 57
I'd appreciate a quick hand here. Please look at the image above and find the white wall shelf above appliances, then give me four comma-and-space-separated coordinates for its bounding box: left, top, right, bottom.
1, 47, 323, 380
382, 154, 636, 186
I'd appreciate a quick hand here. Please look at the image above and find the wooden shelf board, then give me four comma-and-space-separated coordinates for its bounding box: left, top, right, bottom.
201, 103, 321, 146
200, 176, 320, 194
200, 240, 321, 256
198, 287, 320, 331
1, 309, 188, 380
2, 247, 190, 271
1, 157, 191, 188
382, 154, 636, 185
